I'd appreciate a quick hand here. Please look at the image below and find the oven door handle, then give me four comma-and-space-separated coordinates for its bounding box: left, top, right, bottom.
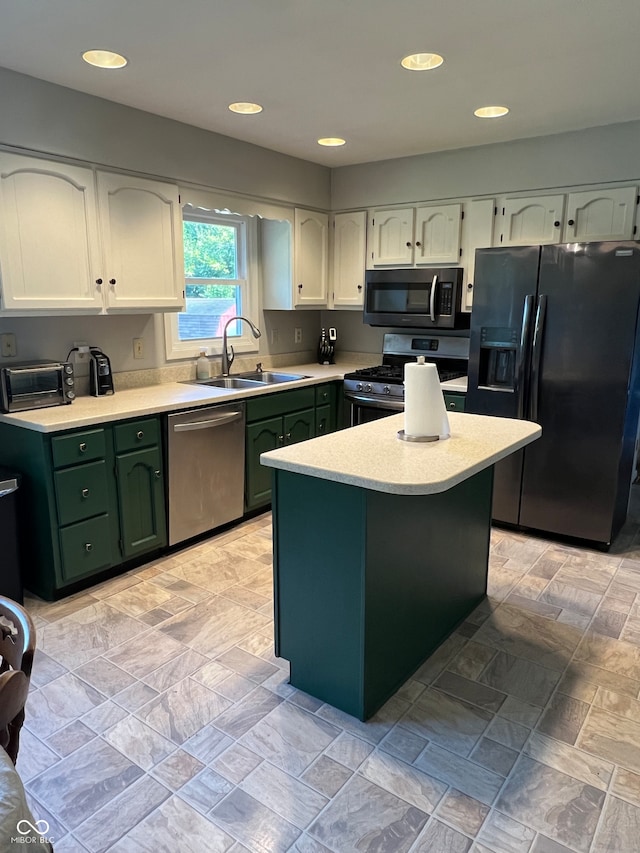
346, 393, 405, 411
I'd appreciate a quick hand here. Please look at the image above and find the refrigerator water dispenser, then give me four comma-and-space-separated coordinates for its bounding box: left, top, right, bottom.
478, 327, 519, 390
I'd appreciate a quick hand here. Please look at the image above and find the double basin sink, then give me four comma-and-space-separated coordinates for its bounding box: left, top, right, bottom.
191, 371, 309, 390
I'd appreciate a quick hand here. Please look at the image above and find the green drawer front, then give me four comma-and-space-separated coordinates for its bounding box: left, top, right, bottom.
54, 460, 110, 526
443, 392, 466, 413
315, 383, 336, 407
59, 514, 115, 582
114, 418, 160, 453
51, 429, 106, 469
246, 387, 316, 422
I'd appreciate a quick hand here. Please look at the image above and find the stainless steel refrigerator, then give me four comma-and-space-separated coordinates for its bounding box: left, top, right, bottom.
466, 241, 640, 547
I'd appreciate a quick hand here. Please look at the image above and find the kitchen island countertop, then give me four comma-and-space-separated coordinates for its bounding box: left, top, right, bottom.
261, 410, 540, 495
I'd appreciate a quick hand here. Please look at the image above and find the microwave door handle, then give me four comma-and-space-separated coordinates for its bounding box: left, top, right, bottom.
529, 294, 547, 422
430, 274, 438, 322
516, 294, 534, 419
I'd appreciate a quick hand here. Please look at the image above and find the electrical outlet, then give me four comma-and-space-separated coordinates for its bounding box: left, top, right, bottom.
1, 333, 16, 357
294, 327, 303, 344
73, 341, 89, 360
271, 329, 280, 345
133, 337, 144, 359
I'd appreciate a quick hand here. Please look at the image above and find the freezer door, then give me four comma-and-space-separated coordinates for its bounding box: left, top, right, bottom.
466, 245, 541, 523
519, 242, 640, 544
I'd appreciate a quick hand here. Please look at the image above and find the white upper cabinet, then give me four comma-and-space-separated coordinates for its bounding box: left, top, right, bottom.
294, 208, 328, 307
331, 211, 366, 308
97, 172, 184, 311
563, 187, 637, 241
369, 204, 462, 267
500, 195, 565, 246
0, 153, 103, 312
460, 198, 496, 311
0, 152, 184, 314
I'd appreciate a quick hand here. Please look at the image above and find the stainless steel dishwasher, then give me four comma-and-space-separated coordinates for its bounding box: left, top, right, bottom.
167, 402, 246, 545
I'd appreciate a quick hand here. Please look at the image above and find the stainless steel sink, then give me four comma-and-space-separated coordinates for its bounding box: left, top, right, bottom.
196, 377, 264, 389
236, 371, 309, 384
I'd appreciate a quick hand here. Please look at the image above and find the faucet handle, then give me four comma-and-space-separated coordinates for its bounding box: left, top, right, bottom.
255, 362, 263, 373
227, 344, 235, 369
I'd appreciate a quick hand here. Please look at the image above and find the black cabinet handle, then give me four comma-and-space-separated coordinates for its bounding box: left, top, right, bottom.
406, 242, 412, 247
357, 284, 362, 291
298, 283, 303, 290
415, 241, 422, 247
467, 283, 473, 290
568, 219, 575, 226
95, 278, 103, 285
109, 278, 116, 285
554, 221, 560, 227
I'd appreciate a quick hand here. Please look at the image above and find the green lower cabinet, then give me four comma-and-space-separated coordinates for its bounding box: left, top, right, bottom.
283, 408, 315, 445
315, 404, 332, 436
115, 446, 167, 559
245, 416, 284, 511
443, 392, 466, 412
59, 514, 116, 582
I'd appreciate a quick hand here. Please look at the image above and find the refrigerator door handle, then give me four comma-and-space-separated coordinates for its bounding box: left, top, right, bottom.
516, 294, 534, 419
529, 294, 547, 422
429, 274, 437, 322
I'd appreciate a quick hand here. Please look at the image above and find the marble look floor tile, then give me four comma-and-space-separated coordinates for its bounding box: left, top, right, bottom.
574, 631, 640, 680
81, 699, 129, 733
135, 677, 232, 744
324, 732, 375, 770
435, 789, 490, 837
611, 767, 640, 807
528, 552, 566, 581
300, 755, 352, 798
379, 727, 428, 763
556, 609, 592, 630
554, 555, 618, 594
529, 835, 575, 853
536, 692, 590, 746
315, 703, 393, 746
167, 555, 263, 595
473, 604, 580, 671
495, 756, 605, 852
104, 630, 188, 679
241, 761, 328, 828
110, 794, 234, 852
112, 680, 159, 712
73, 775, 170, 853
479, 651, 561, 708
44, 720, 96, 758
524, 732, 613, 791
477, 810, 536, 853
103, 714, 176, 770
16, 728, 61, 781
290, 836, 332, 853
150, 749, 205, 790
211, 743, 263, 785
240, 701, 340, 776
591, 795, 640, 853
483, 718, 530, 751
30, 649, 68, 688
182, 726, 233, 764
213, 685, 283, 738
401, 688, 492, 756
504, 594, 562, 620
497, 697, 542, 729
178, 767, 234, 814
308, 774, 428, 853
214, 672, 258, 702
216, 646, 279, 683
538, 582, 602, 617
412, 634, 469, 685
563, 659, 640, 698
393, 678, 426, 704
26, 672, 106, 737
414, 744, 504, 806
434, 671, 507, 713
221, 585, 270, 611
210, 788, 300, 852
28, 738, 144, 830
589, 607, 626, 639
74, 656, 137, 697
412, 818, 472, 852
141, 649, 209, 692
360, 750, 447, 814
104, 581, 174, 617
471, 737, 519, 777
577, 706, 640, 773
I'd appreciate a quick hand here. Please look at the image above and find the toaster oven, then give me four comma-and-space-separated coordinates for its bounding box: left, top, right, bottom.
0, 360, 75, 412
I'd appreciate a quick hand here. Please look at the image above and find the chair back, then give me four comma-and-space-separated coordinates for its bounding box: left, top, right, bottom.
0, 597, 35, 764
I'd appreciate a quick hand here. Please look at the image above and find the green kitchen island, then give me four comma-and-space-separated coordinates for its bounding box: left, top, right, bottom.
261, 411, 541, 720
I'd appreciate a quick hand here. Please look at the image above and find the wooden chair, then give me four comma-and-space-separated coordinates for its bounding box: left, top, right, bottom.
0, 596, 35, 765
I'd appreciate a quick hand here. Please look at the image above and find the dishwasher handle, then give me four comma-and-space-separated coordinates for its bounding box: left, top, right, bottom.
172, 411, 244, 432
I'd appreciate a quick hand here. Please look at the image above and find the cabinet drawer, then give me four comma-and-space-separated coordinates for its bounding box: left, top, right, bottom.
314, 383, 335, 407
114, 418, 160, 453
59, 514, 115, 582
443, 392, 466, 412
54, 460, 110, 526
51, 429, 106, 468
246, 388, 316, 422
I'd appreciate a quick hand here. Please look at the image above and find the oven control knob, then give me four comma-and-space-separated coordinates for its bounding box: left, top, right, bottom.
356, 382, 363, 391
383, 385, 391, 394
364, 384, 372, 393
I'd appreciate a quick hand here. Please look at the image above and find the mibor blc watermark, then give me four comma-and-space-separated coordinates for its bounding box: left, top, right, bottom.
10, 818, 54, 845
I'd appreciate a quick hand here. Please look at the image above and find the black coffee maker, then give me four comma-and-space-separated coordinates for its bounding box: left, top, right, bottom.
317, 327, 337, 364
89, 347, 114, 396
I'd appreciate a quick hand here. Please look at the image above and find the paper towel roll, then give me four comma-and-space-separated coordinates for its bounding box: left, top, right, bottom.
403, 357, 451, 439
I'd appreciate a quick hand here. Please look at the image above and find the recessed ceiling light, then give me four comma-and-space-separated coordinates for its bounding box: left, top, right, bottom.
317, 137, 346, 147
474, 105, 510, 118
400, 53, 444, 71
82, 50, 128, 69
228, 102, 263, 115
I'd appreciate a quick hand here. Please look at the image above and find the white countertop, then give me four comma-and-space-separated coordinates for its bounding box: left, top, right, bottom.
261, 411, 540, 496
0, 361, 468, 433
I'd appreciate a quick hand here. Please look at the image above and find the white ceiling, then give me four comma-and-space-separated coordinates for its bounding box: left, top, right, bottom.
1, 0, 640, 168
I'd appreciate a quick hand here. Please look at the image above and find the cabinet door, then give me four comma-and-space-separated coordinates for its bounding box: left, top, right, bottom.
332, 211, 366, 307
245, 416, 283, 511
461, 198, 495, 310
115, 446, 167, 558
0, 153, 103, 312
315, 404, 333, 437
501, 195, 564, 246
369, 208, 414, 266
97, 172, 185, 312
414, 203, 462, 265
294, 209, 328, 306
284, 408, 315, 445
564, 187, 637, 241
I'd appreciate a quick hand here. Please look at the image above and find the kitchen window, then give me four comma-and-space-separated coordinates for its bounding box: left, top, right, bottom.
164, 209, 258, 360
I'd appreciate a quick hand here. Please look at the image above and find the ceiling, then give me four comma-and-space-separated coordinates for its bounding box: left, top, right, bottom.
1, 0, 640, 168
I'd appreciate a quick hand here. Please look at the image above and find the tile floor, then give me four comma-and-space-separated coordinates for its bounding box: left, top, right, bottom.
16, 496, 640, 853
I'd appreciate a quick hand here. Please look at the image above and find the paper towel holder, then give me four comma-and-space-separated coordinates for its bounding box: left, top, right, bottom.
397, 430, 439, 442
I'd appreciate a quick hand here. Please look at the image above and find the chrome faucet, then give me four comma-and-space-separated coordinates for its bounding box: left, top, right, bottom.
220, 316, 262, 375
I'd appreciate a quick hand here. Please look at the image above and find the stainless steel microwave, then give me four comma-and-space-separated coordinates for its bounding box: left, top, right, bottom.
0, 360, 75, 412
363, 267, 469, 329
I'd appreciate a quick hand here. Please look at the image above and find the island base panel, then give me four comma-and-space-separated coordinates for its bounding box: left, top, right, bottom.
273, 467, 493, 720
